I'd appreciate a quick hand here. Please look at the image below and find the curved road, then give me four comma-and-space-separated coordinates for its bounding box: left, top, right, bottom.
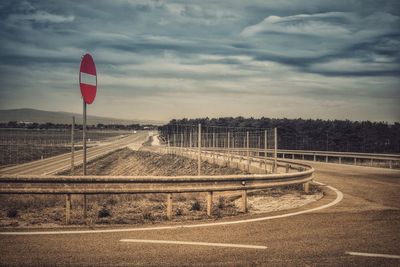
0, 156, 399, 265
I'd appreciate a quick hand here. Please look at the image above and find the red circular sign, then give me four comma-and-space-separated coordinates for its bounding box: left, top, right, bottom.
79, 53, 97, 104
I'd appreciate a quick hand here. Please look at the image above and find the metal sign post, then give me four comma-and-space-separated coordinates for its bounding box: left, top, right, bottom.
83, 102, 86, 176
71, 116, 75, 174
79, 53, 97, 221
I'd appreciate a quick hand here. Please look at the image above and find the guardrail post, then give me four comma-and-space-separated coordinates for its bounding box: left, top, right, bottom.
207, 191, 213, 216
241, 190, 247, 213
292, 154, 294, 159
339, 157, 342, 164
325, 156, 328, 163
370, 158, 373, 167
302, 154, 304, 160
313, 154, 316, 161
167, 193, 173, 220
65, 194, 71, 225
389, 160, 392, 169
354, 157, 357, 166
303, 182, 309, 193
198, 124, 202, 176
83, 195, 87, 220
285, 164, 290, 173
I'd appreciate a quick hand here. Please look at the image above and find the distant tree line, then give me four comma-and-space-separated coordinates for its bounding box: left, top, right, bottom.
159, 117, 400, 154
0, 121, 157, 131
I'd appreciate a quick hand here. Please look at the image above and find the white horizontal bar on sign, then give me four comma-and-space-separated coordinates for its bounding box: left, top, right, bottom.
80, 72, 97, 86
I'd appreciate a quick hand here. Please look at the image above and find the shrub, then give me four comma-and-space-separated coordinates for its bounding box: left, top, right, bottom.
191, 200, 201, 211
175, 208, 183, 216
98, 206, 111, 218
7, 209, 18, 218
217, 197, 226, 209
142, 209, 154, 221
106, 196, 118, 206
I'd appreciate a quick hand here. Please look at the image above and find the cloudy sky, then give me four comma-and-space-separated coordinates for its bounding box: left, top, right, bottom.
0, 0, 399, 123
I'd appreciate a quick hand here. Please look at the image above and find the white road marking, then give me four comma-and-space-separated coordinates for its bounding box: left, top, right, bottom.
345, 251, 400, 259
0, 182, 343, 236
120, 239, 267, 249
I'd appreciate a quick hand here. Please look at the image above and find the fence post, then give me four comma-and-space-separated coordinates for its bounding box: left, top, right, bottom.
65, 194, 71, 225
264, 130, 268, 173
246, 131, 250, 172
198, 124, 202, 176
274, 127, 278, 173
189, 131, 192, 148
180, 133, 183, 155
167, 193, 173, 220
227, 131, 230, 165
207, 191, 213, 216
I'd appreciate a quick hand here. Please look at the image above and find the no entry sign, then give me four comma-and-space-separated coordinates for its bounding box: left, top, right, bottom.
79, 53, 97, 104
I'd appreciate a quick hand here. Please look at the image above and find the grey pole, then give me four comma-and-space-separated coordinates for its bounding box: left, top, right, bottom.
274, 127, 278, 173
82, 101, 87, 219
198, 124, 201, 176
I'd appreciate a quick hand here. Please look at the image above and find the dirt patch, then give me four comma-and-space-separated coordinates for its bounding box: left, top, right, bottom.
61, 148, 245, 176
240, 186, 323, 214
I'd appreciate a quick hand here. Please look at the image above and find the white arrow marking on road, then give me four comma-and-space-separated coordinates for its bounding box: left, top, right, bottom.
120, 239, 267, 249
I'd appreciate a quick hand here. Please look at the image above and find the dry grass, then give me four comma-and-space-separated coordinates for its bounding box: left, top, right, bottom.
0, 149, 321, 227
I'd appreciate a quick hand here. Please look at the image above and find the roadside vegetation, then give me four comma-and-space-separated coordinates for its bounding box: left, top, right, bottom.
0, 149, 322, 228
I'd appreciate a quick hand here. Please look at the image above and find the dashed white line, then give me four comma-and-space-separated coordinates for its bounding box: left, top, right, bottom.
120, 239, 267, 249
345, 251, 400, 259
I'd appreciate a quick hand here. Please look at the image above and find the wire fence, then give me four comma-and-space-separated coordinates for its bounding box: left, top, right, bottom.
0, 128, 133, 166
159, 124, 277, 151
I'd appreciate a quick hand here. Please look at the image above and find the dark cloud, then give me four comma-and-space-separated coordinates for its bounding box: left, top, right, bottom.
0, 0, 399, 122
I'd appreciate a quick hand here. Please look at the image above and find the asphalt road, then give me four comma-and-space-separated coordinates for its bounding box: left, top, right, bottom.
1, 154, 400, 266
0, 132, 149, 175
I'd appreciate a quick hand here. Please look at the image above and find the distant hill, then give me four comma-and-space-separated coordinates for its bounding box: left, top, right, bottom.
0, 108, 164, 125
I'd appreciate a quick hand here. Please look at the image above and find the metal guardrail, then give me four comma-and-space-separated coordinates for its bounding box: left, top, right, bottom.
0, 149, 314, 223
202, 147, 400, 168
0, 172, 313, 194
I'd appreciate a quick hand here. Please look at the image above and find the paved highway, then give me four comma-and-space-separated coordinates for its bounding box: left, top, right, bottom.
0, 132, 148, 175
0, 151, 399, 265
